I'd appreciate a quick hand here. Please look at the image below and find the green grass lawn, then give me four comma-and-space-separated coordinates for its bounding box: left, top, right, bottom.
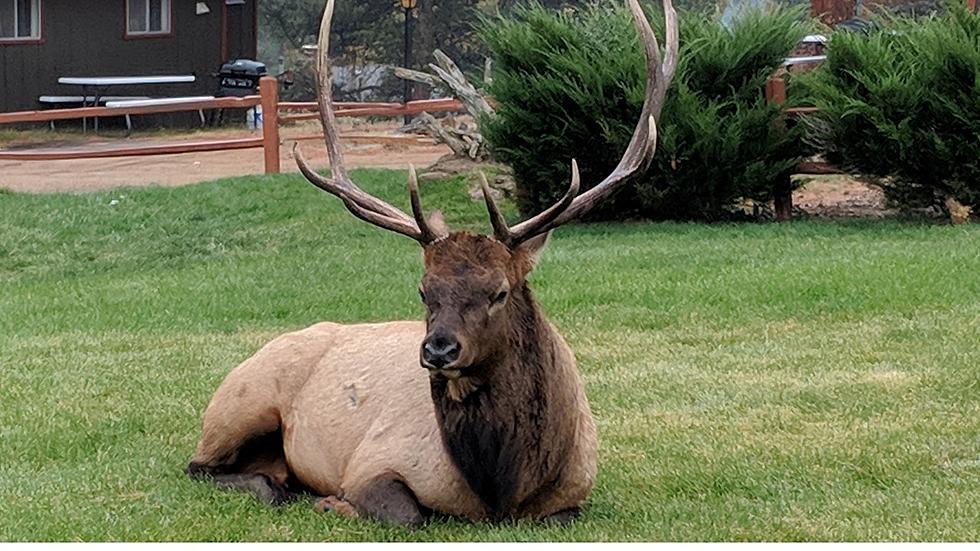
1, 171, 978, 541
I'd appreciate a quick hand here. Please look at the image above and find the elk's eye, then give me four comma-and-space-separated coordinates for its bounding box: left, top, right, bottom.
491, 290, 508, 304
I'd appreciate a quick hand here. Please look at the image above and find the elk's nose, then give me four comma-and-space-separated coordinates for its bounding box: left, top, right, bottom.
422, 335, 461, 369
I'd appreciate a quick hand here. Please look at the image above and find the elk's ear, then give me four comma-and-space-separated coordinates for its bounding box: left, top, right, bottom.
513, 231, 551, 276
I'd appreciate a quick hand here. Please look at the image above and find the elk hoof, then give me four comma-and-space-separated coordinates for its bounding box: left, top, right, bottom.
315, 496, 358, 518
542, 507, 581, 526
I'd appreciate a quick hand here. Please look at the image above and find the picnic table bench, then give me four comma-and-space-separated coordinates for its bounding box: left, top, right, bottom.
40, 95, 152, 105
783, 55, 828, 68
104, 96, 215, 131
38, 95, 150, 130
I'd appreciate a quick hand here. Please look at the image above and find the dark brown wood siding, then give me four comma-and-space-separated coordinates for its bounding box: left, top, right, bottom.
0, 0, 258, 112
221, 0, 258, 62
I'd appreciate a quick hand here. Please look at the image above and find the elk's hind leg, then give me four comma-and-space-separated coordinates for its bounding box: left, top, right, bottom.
186, 387, 309, 508
206, 473, 288, 505
187, 327, 327, 506
186, 428, 300, 505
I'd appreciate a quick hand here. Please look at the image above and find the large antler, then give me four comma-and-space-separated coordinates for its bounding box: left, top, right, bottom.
294, 0, 445, 244
484, 0, 679, 248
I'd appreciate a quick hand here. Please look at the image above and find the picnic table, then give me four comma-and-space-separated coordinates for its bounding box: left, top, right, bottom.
56, 75, 197, 131
783, 55, 828, 68
782, 35, 828, 69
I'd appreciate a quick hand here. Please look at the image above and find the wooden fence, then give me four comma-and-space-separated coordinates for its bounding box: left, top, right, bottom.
0, 66, 885, 222
0, 76, 464, 174
764, 75, 840, 221
0, 74, 830, 220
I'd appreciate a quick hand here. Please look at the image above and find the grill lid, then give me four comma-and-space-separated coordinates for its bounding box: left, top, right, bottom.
219, 59, 268, 77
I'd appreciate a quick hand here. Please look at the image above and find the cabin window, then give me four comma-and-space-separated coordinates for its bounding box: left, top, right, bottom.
126, 0, 171, 36
0, 0, 41, 42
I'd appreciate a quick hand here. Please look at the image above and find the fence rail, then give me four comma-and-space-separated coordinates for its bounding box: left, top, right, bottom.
279, 98, 463, 123
278, 101, 401, 111
0, 96, 261, 125
0, 138, 265, 161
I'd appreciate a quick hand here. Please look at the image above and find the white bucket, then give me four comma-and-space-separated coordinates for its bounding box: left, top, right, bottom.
247, 105, 263, 130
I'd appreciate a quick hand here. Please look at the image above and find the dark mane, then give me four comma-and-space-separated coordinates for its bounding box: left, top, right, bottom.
429, 281, 573, 520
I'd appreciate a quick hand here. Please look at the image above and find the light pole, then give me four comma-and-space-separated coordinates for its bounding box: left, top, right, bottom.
400, 0, 418, 124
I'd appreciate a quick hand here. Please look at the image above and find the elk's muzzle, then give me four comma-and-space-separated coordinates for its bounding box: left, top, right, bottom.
421, 332, 461, 370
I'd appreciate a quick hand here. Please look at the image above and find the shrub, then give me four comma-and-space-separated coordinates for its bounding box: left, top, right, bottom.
481, 2, 810, 221
799, 1, 980, 213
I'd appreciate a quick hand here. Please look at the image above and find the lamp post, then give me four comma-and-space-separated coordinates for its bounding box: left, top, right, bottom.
400, 0, 418, 124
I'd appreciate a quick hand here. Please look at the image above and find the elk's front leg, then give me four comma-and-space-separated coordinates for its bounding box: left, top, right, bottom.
317, 478, 425, 528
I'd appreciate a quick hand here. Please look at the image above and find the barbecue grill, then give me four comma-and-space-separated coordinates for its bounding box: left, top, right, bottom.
216, 59, 268, 97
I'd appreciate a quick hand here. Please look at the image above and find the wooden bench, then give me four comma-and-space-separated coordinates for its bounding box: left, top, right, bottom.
39, 95, 152, 105
38, 95, 151, 130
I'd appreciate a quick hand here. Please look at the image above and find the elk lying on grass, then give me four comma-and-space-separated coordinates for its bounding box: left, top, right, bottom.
186, 0, 678, 527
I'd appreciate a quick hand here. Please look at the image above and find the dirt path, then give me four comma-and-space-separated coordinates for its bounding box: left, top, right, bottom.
0, 141, 452, 193
0, 123, 451, 194
793, 175, 894, 219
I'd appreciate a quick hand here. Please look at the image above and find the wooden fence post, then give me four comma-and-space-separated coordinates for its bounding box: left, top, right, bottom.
765, 76, 787, 105
260, 76, 281, 175
766, 76, 793, 222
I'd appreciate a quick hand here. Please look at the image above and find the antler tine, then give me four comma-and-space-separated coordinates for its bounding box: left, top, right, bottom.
506, 0, 676, 244
408, 165, 443, 242
480, 172, 513, 243
294, 146, 424, 239
482, 162, 580, 247
657, 0, 680, 113
296, 0, 438, 243
314, 0, 348, 183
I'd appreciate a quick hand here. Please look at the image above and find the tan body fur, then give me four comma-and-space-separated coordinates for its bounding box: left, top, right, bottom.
190, 319, 597, 521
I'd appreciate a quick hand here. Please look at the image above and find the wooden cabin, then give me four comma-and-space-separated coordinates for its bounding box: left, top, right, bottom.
0, 0, 258, 112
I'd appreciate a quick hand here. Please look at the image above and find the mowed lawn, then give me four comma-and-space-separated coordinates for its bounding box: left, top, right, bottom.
0, 171, 978, 541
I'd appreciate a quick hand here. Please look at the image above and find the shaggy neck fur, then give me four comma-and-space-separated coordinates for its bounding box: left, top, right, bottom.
429, 283, 579, 520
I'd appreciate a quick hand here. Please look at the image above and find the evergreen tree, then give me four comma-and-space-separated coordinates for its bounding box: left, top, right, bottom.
481, 2, 811, 221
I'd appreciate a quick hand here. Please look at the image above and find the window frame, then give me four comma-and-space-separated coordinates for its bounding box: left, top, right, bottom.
124, 0, 173, 39
0, 0, 43, 45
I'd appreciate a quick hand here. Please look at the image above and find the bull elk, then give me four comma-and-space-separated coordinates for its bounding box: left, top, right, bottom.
186, 0, 678, 527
